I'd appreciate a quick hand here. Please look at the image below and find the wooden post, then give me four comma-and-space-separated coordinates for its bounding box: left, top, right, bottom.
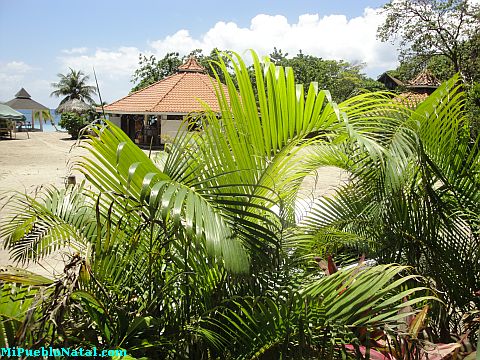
39, 110, 44, 132
159, 114, 163, 145
31, 110, 35, 130
144, 114, 148, 144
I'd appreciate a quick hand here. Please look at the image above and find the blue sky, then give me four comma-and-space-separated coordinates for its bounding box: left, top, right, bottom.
0, 0, 397, 108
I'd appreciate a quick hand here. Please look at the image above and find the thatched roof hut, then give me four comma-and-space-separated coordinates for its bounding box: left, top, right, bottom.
4, 88, 49, 131
56, 98, 92, 114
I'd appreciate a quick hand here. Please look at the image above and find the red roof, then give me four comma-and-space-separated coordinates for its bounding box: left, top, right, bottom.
178, 57, 207, 73
395, 91, 429, 108
408, 69, 441, 88
104, 57, 229, 114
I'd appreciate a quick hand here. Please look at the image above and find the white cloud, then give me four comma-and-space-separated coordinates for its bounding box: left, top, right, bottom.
59, 46, 140, 77
3, 61, 33, 74
56, 8, 399, 104
61, 47, 88, 55
0, 61, 36, 102
148, 8, 398, 73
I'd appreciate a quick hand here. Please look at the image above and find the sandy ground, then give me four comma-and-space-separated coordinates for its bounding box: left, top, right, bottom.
0, 132, 88, 276
0, 131, 346, 277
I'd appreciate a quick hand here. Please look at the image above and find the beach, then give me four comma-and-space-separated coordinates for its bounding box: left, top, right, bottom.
0, 131, 345, 275
0, 132, 88, 275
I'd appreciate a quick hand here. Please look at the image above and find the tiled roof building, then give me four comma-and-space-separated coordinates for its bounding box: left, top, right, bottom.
393, 69, 441, 108
103, 57, 229, 147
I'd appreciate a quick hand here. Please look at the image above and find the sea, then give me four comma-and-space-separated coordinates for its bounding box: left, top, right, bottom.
18, 109, 64, 132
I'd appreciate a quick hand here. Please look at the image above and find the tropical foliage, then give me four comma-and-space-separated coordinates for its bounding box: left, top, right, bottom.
58, 111, 96, 139
51, 68, 97, 105
130, 48, 381, 102
1, 51, 478, 359
269, 47, 385, 102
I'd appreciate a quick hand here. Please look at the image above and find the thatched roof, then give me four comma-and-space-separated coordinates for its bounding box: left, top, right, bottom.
56, 98, 92, 114
4, 88, 49, 111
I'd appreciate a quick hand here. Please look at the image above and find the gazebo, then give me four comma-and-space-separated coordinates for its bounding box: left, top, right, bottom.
4, 88, 50, 131
102, 57, 229, 147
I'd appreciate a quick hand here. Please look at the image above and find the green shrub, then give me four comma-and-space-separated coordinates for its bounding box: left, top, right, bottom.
59, 112, 89, 139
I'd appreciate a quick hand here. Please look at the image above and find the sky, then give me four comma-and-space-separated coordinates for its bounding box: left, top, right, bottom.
0, 0, 399, 108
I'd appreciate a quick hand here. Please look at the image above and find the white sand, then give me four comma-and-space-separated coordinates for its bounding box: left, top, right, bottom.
0, 131, 346, 276
0, 132, 88, 276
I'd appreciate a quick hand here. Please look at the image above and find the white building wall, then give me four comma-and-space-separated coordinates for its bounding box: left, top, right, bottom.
109, 115, 121, 128
161, 119, 184, 143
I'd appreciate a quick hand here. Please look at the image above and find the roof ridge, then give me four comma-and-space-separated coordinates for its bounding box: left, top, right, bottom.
178, 56, 206, 73
152, 72, 186, 110
408, 69, 440, 87
199, 72, 221, 99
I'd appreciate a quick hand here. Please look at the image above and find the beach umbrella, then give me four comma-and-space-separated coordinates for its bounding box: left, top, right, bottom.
0, 104, 26, 121
56, 98, 92, 114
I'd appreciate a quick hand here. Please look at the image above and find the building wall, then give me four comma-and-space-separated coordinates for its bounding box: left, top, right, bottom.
109, 115, 121, 128
160, 119, 183, 143
108, 113, 189, 146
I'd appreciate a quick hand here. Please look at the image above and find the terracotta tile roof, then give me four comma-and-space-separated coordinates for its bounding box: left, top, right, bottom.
177, 57, 207, 73
104, 57, 228, 114
394, 91, 429, 108
408, 69, 441, 88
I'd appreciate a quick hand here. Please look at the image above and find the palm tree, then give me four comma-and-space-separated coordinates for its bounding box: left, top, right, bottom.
50, 68, 97, 105
1, 51, 475, 358
293, 76, 480, 341
33, 109, 60, 131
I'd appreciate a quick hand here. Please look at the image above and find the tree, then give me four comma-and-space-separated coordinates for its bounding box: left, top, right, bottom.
33, 109, 60, 131
379, 0, 480, 137
269, 49, 385, 102
130, 49, 235, 92
130, 52, 182, 92
377, 0, 480, 77
50, 68, 97, 105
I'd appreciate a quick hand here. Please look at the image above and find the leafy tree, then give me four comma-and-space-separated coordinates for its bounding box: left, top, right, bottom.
269, 49, 385, 102
388, 54, 454, 84
269, 46, 289, 64
377, 0, 480, 76
130, 52, 182, 92
379, 0, 480, 136
130, 49, 236, 93
50, 68, 97, 105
